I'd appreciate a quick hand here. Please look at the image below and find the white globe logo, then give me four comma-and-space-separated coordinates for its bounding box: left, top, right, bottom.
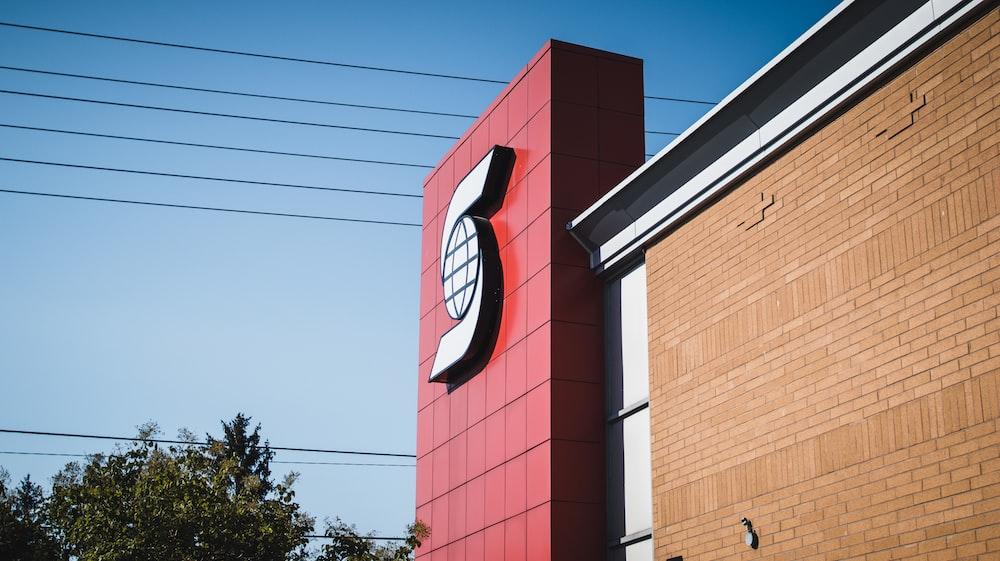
442, 215, 481, 319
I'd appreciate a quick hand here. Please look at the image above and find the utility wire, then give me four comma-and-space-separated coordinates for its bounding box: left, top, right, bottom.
305, 535, 406, 541
0, 123, 434, 169
0, 89, 459, 140
0, 157, 422, 199
1, 88, 680, 138
0, 21, 505, 85
0, 65, 479, 119
0, 450, 414, 467
644, 94, 716, 106
0, 429, 416, 458
0, 188, 422, 227
0, 22, 716, 104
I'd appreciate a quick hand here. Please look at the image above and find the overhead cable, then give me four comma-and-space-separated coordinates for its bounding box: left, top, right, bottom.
0, 89, 459, 140
0, 123, 435, 169
0, 65, 479, 119
0, 189, 422, 228
0, 157, 422, 199
0, 450, 415, 467
0, 22, 717, 104
0, 428, 416, 458
0, 21, 506, 84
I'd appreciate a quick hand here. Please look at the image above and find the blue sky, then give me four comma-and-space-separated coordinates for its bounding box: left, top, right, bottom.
0, 0, 838, 538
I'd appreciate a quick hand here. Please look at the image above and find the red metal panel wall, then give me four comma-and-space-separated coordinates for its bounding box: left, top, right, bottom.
416, 40, 643, 561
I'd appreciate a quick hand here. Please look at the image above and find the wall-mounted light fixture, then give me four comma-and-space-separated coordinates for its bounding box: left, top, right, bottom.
740, 518, 759, 549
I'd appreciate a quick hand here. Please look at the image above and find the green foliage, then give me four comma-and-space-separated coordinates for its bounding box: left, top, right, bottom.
0, 414, 428, 561
47, 419, 313, 561
314, 519, 429, 561
0, 469, 67, 561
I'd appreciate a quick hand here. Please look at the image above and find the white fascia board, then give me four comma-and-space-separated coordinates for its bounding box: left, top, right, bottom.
588, 0, 984, 273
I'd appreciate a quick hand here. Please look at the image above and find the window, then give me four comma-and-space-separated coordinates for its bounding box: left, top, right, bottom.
606, 261, 653, 560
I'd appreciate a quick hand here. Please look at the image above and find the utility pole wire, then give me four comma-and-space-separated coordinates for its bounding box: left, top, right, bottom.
0, 22, 718, 104
0, 188, 422, 228
0, 450, 415, 467
0, 157, 422, 199
0, 21, 507, 85
0, 65, 480, 119
0, 89, 460, 140
0, 123, 435, 169
0, 428, 417, 458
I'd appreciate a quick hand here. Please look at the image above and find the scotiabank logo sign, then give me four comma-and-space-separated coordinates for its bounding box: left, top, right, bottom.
429, 146, 515, 383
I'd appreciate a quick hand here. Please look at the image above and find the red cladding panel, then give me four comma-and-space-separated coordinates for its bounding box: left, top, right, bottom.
526, 442, 551, 509
507, 80, 529, 139
484, 409, 506, 470
467, 531, 485, 561
525, 382, 551, 448
432, 443, 449, 500
415, 40, 643, 560
551, 502, 603, 561
431, 495, 449, 552
504, 397, 527, 460
551, 439, 604, 504
552, 49, 597, 106
484, 466, 505, 527
484, 523, 504, 561
504, 340, 527, 401
526, 504, 552, 561
504, 514, 527, 561
504, 453, 526, 517
526, 267, 552, 337
466, 475, 485, 533
449, 485, 467, 542
598, 57, 644, 115
449, 432, 467, 490
450, 385, 468, 438
466, 420, 486, 479
484, 353, 506, 415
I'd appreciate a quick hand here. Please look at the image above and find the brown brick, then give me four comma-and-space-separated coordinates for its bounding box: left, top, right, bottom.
646, 8, 1000, 561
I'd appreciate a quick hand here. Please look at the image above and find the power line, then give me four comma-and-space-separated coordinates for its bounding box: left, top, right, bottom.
0, 22, 716, 104
0, 157, 422, 199
1, 88, 678, 138
0, 429, 416, 458
0, 89, 460, 140
0, 188, 422, 227
0, 65, 479, 119
0, 123, 435, 169
305, 535, 406, 541
0, 450, 414, 467
0, 21, 506, 85
643, 94, 716, 106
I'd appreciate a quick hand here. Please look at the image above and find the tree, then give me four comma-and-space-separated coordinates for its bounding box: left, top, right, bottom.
206, 413, 274, 500
314, 519, 429, 561
0, 469, 67, 561
2, 414, 428, 561
47, 419, 314, 561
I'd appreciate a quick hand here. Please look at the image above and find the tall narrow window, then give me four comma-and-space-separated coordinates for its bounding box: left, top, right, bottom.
606, 261, 653, 561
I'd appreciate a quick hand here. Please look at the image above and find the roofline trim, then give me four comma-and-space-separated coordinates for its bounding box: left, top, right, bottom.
569, 0, 986, 274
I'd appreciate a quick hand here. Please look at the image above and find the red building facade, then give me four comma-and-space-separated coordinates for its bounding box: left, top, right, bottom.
415, 41, 644, 561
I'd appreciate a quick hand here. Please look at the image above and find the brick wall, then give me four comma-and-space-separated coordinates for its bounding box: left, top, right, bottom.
645, 9, 999, 561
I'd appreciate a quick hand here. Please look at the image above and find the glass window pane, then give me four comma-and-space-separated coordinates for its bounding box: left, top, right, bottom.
620, 263, 649, 406
626, 538, 653, 561
624, 408, 652, 534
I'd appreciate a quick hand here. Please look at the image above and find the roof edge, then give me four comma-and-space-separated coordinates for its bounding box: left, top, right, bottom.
569, 0, 989, 274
